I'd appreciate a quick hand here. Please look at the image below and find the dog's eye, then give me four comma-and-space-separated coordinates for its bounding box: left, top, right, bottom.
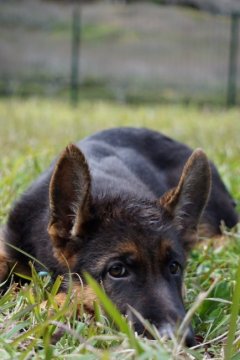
108, 263, 128, 278
169, 261, 181, 275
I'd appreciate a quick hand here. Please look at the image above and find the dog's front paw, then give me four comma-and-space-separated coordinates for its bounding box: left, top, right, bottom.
41, 285, 97, 317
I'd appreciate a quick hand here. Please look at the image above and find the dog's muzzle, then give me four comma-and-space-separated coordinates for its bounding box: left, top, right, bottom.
158, 323, 196, 347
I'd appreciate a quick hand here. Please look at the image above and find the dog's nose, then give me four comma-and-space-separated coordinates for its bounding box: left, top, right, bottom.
158, 324, 196, 347
184, 328, 196, 347
158, 323, 174, 339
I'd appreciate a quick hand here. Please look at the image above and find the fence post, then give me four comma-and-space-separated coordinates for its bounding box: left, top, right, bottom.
227, 13, 239, 107
70, 4, 81, 106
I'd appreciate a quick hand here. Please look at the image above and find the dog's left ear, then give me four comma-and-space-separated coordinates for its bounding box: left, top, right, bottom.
160, 149, 211, 251
48, 144, 91, 263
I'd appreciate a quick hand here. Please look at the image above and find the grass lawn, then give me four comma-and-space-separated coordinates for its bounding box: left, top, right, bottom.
0, 98, 240, 359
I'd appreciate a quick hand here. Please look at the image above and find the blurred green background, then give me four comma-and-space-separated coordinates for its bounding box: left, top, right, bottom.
0, 0, 239, 106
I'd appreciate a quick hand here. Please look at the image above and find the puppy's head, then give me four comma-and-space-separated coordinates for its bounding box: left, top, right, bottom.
48, 144, 211, 346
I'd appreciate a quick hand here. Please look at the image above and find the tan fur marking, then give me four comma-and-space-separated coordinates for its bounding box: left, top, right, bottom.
159, 187, 178, 212
48, 224, 69, 249
43, 284, 98, 316
198, 222, 219, 239
210, 235, 229, 249
197, 232, 229, 250
0, 251, 9, 282
53, 248, 77, 269
116, 242, 140, 257
48, 224, 78, 269
0, 229, 10, 281
159, 239, 172, 256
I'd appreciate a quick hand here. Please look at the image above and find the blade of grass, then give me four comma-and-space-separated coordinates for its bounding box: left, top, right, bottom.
178, 276, 220, 347
85, 273, 143, 355
224, 260, 240, 360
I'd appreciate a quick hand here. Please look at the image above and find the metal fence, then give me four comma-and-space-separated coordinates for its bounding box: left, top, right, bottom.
0, 0, 239, 106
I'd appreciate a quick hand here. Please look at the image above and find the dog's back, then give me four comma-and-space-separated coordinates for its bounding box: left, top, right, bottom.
80, 127, 237, 231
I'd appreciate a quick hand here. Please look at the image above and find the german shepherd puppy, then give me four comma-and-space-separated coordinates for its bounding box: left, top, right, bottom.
0, 127, 238, 346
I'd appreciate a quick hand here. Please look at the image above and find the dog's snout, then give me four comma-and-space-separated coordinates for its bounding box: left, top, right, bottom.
158, 323, 174, 339
131, 316, 196, 347
158, 323, 196, 347
184, 328, 196, 347
159, 324, 196, 347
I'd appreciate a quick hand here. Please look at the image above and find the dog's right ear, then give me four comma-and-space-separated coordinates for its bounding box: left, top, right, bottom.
48, 144, 91, 258
160, 149, 211, 252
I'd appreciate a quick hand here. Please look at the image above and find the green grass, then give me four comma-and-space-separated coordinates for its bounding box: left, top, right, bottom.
0, 98, 240, 359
